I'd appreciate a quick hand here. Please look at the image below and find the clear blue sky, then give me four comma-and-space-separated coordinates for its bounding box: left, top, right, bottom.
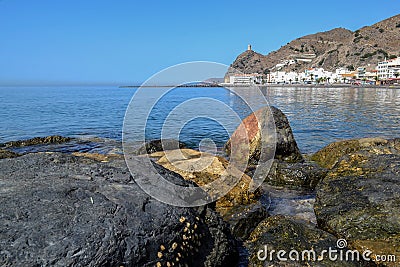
0, 0, 399, 86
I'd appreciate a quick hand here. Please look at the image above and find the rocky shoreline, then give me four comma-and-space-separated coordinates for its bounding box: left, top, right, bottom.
1, 107, 399, 266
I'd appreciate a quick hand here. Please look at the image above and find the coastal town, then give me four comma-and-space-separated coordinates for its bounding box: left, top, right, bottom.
223, 45, 400, 86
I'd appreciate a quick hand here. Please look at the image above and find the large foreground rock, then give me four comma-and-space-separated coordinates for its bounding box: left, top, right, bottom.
314, 144, 400, 265
0, 153, 238, 266
151, 149, 262, 217
246, 215, 372, 267
225, 106, 303, 164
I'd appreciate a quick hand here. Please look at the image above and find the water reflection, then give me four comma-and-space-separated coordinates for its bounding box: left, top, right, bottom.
262, 87, 400, 153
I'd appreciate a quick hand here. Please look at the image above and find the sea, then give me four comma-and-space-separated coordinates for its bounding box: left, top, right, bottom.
1, 86, 400, 154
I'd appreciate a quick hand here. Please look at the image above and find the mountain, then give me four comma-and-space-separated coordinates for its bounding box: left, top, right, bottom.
228, 14, 400, 74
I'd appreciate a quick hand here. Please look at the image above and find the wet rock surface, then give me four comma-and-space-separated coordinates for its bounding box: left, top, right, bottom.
222, 201, 268, 241
225, 106, 303, 164
264, 185, 317, 224
135, 139, 187, 155
1, 135, 121, 155
0, 153, 238, 267
246, 215, 373, 267
1, 135, 72, 148
249, 160, 327, 189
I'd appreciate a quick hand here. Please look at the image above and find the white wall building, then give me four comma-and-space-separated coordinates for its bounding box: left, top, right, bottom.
335, 67, 351, 75
229, 73, 262, 85
302, 68, 334, 83
377, 57, 400, 80
224, 63, 384, 86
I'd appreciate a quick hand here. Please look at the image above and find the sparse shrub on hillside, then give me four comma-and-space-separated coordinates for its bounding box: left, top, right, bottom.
361, 51, 377, 59
377, 49, 388, 58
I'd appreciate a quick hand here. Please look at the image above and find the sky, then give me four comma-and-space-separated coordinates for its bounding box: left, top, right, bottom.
0, 0, 399, 86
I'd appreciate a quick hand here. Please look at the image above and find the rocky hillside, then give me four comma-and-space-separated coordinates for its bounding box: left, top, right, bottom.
229, 14, 400, 74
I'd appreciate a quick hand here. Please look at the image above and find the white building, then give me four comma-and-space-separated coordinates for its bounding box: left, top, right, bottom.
377, 57, 400, 80
284, 72, 300, 83
303, 68, 334, 83
266, 71, 287, 83
229, 73, 262, 85
335, 67, 351, 75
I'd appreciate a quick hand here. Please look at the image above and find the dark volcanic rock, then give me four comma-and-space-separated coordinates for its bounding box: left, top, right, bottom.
136, 139, 187, 155
247, 215, 372, 267
270, 106, 303, 163
222, 201, 267, 241
0, 149, 20, 159
259, 160, 327, 189
225, 106, 303, 165
314, 152, 400, 264
1, 135, 72, 148
0, 153, 238, 267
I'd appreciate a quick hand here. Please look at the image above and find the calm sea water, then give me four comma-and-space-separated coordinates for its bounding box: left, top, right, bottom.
1, 86, 399, 153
